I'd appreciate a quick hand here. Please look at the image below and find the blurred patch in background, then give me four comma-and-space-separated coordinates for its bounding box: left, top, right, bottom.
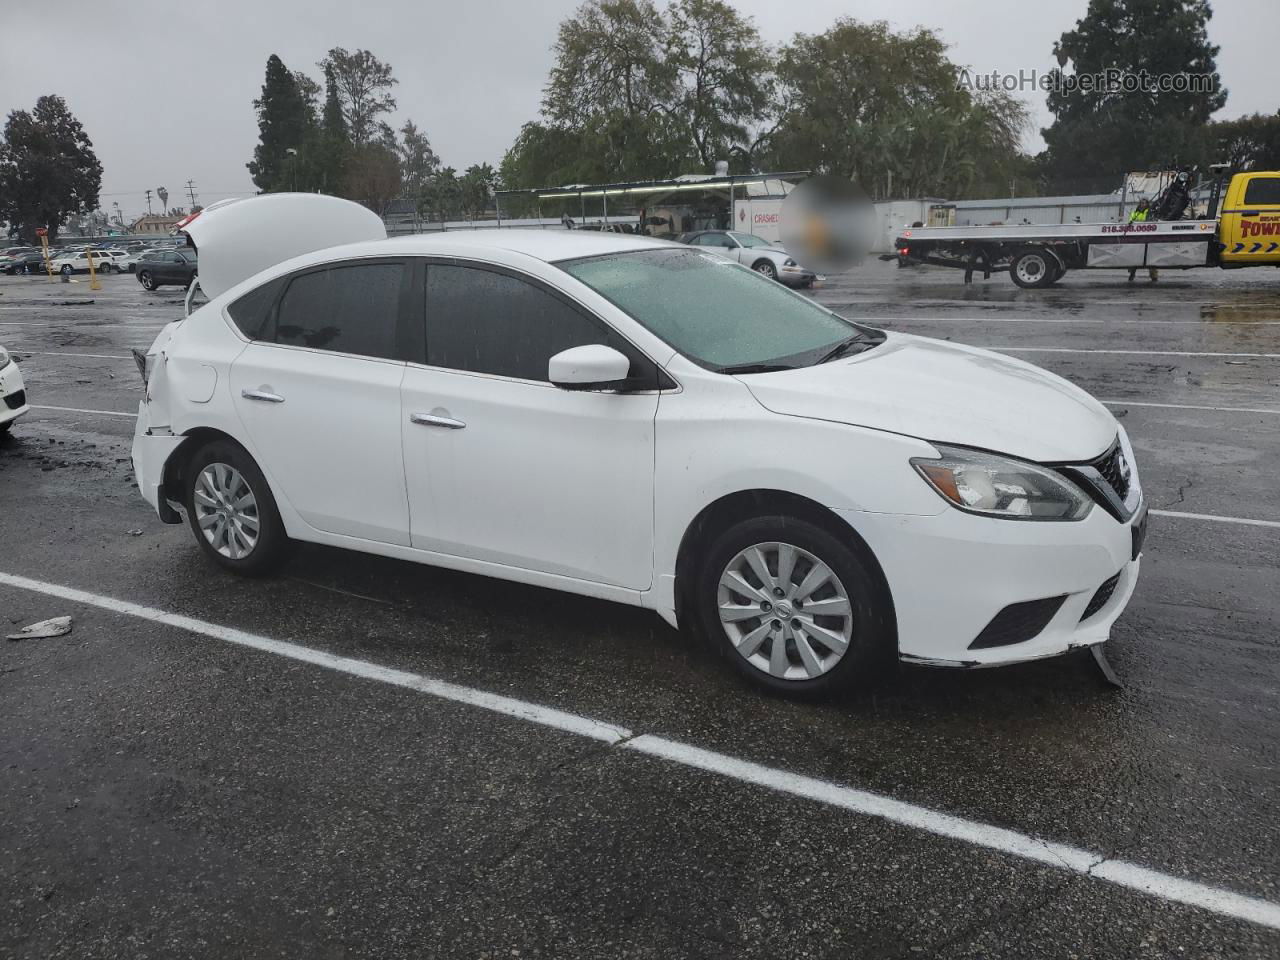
781, 176, 876, 274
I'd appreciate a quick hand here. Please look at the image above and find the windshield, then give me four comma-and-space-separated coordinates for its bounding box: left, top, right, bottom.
562, 247, 879, 372
731, 232, 769, 248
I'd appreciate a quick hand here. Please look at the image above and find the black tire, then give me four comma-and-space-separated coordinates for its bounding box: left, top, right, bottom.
138, 270, 157, 291
694, 515, 895, 697
60, 264, 72, 276
1009, 248, 1057, 289
752, 259, 779, 281
0, 421, 11, 436
183, 439, 290, 576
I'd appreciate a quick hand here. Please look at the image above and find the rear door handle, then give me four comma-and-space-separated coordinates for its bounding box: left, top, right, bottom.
410, 412, 466, 429
241, 389, 284, 403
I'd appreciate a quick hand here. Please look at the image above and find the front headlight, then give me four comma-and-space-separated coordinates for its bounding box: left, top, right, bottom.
0, 347, 10, 371
911, 445, 1092, 520
784, 258, 797, 266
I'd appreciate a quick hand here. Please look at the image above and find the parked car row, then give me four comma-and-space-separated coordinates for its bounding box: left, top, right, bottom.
2, 245, 196, 287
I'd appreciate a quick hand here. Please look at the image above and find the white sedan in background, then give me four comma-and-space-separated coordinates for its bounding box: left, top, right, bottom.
0, 345, 29, 435
679, 230, 818, 286
130, 194, 1145, 697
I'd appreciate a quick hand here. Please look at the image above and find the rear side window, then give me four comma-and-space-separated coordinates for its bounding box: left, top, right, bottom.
1243, 177, 1280, 206
424, 263, 647, 382
270, 261, 405, 360
226, 278, 284, 339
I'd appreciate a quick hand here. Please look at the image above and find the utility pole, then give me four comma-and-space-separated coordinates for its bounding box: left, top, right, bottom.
185, 179, 198, 209
144, 189, 153, 216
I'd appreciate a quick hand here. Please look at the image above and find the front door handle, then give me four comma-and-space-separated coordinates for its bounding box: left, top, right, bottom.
241, 389, 285, 403
410, 412, 466, 429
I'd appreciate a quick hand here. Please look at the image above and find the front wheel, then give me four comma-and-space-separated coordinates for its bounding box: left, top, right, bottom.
695, 516, 895, 697
60, 264, 72, 276
1009, 248, 1057, 288
753, 259, 779, 281
138, 270, 157, 290
183, 439, 290, 576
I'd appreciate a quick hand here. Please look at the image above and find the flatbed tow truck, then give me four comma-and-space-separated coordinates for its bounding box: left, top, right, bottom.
892, 168, 1280, 288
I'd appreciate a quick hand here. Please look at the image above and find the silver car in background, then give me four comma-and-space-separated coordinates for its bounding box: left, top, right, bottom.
678, 230, 817, 286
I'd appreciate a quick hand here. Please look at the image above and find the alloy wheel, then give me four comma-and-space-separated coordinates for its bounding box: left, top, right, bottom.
717, 541, 854, 680
193, 462, 260, 560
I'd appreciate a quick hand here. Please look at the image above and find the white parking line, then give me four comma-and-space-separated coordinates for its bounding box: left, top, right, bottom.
11, 350, 132, 360
1, 569, 1278, 932
30, 404, 136, 418
1152, 509, 1280, 530
1101, 399, 1280, 415
996, 347, 1280, 359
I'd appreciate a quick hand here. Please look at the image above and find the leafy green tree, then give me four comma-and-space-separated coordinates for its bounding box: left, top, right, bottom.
398, 120, 440, 194
460, 163, 498, 219
342, 142, 402, 216
319, 48, 398, 145
504, 0, 774, 190
541, 0, 689, 180
666, 0, 773, 169
247, 55, 313, 191
763, 20, 1026, 198
419, 167, 463, 222
1205, 112, 1280, 171
0, 94, 102, 243
1040, 0, 1226, 179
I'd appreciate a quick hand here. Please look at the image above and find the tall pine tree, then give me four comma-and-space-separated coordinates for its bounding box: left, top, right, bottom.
247, 55, 313, 191
1040, 0, 1226, 182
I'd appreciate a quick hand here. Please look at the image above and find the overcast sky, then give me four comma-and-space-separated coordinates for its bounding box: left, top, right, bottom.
2, 0, 1275, 220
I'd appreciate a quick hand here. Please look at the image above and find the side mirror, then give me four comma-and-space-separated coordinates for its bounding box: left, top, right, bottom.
548, 344, 632, 391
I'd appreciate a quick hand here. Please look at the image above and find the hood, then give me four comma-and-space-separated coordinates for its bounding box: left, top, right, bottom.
181, 193, 386, 299
739, 333, 1115, 463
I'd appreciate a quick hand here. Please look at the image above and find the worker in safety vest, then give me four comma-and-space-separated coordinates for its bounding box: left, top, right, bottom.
1127, 199, 1158, 282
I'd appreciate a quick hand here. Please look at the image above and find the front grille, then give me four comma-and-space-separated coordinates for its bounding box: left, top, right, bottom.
1087, 441, 1130, 501
969, 595, 1067, 650
4, 389, 25, 410
1080, 572, 1121, 622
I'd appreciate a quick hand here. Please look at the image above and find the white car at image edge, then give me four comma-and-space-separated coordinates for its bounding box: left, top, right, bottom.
0, 345, 29, 434
130, 194, 1146, 696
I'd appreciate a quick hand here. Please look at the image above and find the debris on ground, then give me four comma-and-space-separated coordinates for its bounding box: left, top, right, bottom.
6, 616, 73, 641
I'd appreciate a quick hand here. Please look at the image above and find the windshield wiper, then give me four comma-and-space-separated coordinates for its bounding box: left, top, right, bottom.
719, 362, 795, 375
817, 332, 878, 364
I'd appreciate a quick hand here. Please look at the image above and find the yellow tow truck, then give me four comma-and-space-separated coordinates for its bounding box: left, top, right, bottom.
894, 168, 1280, 287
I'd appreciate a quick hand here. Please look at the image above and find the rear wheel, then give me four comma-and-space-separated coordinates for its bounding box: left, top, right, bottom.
695, 515, 895, 697
1010, 248, 1057, 288
183, 439, 290, 576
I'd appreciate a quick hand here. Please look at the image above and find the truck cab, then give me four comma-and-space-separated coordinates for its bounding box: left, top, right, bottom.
1218, 171, 1280, 265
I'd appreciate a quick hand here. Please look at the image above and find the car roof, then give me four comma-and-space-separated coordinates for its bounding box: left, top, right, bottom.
372, 229, 675, 263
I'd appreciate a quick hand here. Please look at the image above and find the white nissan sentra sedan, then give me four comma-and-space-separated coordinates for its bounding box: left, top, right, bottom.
131, 195, 1146, 696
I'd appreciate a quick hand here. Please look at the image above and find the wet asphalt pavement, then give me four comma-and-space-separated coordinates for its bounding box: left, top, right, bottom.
1, 260, 1278, 959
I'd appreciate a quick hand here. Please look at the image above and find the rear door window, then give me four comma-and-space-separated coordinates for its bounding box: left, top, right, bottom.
1243, 177, 1280, 206
268, 261, 407, 360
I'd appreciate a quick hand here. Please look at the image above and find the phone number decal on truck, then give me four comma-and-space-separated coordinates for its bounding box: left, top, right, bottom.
1101, 223, 1157, 233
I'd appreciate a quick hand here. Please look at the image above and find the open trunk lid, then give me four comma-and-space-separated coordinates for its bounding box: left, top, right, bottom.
179, 193, 387, 300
